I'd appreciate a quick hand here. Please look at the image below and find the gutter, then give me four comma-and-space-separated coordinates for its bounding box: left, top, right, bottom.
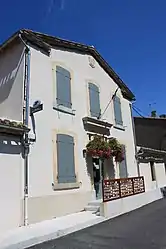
130, 103, 140, 176
19, 33, 31, 226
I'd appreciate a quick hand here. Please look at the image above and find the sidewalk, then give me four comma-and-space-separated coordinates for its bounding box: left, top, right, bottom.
0, 211, 106, 249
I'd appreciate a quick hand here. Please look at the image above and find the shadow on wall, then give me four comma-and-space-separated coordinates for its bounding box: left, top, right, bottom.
104, 158, 115, 179
0, 135, 22, 155
0, 44, 25, 105
86, 156, 116, 182
86, 156, 94, 184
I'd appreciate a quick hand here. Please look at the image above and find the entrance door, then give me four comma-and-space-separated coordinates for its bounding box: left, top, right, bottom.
93, 158, 103, 200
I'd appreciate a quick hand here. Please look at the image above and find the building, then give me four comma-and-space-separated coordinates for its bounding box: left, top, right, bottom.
0, 29, 138, 232
134, 116, 166, 191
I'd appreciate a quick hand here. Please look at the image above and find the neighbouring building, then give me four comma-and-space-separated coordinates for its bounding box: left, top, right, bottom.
134, 116, 166, 191
0, 29, 138, 232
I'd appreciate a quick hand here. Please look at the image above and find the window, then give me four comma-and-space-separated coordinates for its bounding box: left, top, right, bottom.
113, 96, 123, 126
56, 134, 76, 183
88, 83, 101, 118
56, 66, 72, 109
119, 145, 128, 178
150, 161, 156, 181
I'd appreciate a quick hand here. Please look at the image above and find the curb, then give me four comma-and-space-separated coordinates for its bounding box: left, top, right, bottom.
1, 216, 106, 249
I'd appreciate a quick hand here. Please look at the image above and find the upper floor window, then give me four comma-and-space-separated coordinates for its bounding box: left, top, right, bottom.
56, 66, 72, 109
113, 96, 123, 126
88, 83, 101, 118
56, 134, 76, 183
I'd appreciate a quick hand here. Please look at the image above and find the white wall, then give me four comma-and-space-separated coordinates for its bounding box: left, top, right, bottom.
140, 162, 166, 191
0, 41, 25, 233
0, 41, 25, 122
101, 188, 163, 218
27, 46, 138, 222
0, 135, 23, 233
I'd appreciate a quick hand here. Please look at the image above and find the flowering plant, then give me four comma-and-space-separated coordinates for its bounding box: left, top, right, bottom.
86, 135, 111, 159
86, 135, 124, 162
108, 138, 124, 162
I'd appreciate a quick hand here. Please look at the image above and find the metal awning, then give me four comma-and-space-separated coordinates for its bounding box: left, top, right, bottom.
137, 147, 166, 163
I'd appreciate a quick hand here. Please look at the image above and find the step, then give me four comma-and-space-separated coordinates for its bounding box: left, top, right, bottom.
88, 200, 102, 207
84, 205, 99, 212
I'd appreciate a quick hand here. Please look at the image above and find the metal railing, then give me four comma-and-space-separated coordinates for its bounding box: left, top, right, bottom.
102, 176, 145, 202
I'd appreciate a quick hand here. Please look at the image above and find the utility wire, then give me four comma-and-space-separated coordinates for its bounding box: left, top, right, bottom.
132, 106, 145, 118
133, 105, 148, 117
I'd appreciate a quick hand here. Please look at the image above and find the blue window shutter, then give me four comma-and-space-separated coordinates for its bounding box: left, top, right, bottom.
119, 145, 128, 178
56, 66, 72, 108
88, 83, 100, 118
57, 134, 76, 183
113, 96, 123, 125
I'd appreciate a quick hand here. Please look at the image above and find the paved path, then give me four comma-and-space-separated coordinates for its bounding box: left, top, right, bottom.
28, 199, 166, 249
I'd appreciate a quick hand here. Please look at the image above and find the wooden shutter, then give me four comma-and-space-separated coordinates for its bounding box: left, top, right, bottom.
57, 134, 76, 183
88, 83, 100, 118
113, 96, 123, 125
56, 66, 72, 108
119, 145, 128, 178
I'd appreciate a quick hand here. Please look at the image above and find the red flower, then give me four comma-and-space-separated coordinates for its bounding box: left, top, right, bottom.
98, 150, 103, 156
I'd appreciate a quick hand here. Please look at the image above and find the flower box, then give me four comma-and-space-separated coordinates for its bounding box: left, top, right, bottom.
0, 119, 29, 136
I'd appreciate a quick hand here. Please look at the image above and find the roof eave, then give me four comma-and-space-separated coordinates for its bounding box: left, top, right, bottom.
0, 29, 135, 100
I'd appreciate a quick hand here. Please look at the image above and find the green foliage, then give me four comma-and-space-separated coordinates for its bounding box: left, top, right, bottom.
86, 135, 124, 162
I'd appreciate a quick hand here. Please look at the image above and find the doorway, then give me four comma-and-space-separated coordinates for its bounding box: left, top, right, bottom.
93, 158, 103, 200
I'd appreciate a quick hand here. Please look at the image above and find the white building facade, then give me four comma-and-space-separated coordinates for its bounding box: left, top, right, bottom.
0, 30, 138, 231
27, 31, 138, 224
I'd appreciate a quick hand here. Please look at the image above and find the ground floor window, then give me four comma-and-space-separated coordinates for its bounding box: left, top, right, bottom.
56, 134, 76, 183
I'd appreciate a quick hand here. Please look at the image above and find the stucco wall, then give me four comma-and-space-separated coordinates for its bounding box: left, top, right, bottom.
0, 41, 25, 122
0, 41, 25, 233
27, 46, 138, 222
101, 188, 163, 219
139, 162, 166, 191
0, 135, 23, 232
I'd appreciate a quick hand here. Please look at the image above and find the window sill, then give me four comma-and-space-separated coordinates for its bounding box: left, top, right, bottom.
53, 103, 76, 116
113, 124, 125, 131
53, 182, 80, 191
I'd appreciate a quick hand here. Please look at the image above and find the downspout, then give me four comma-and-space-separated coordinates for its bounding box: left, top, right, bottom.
129, 103, 140, 176
19, 34, 30, 226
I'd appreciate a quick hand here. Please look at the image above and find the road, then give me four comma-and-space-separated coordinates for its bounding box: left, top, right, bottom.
28, 198, 166, 249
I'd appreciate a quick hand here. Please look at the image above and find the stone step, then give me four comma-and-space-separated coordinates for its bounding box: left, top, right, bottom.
84, 205, 99, 212
88, 200, 102, 207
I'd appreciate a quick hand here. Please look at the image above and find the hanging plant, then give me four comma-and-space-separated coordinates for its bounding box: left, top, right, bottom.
86, 135, 111, 159
86, 135, 124, 162
115, 151, 125, 162
108, 138, 124, 162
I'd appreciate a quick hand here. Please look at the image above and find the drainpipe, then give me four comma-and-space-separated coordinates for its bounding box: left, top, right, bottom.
19, 34, 30, 226
129, 103, 140, 176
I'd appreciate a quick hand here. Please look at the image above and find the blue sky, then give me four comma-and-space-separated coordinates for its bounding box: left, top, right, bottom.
0, 0, 166, 116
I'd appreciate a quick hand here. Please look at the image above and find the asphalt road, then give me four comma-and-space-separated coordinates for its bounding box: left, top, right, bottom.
28, 198, 166, 249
